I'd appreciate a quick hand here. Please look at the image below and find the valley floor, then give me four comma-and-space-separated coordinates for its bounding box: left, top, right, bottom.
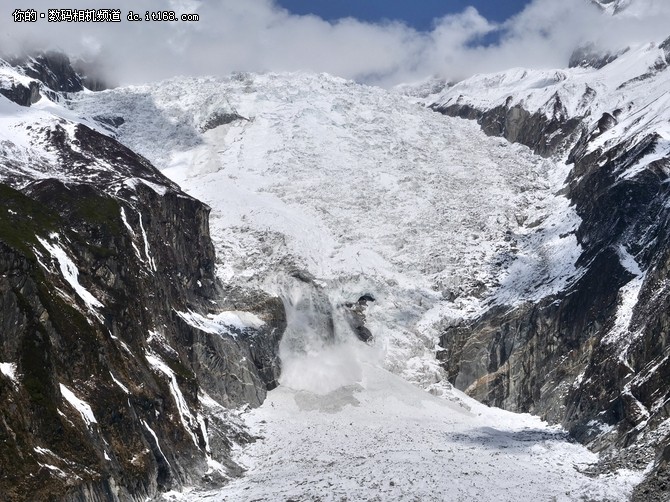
171, 353, 641, 501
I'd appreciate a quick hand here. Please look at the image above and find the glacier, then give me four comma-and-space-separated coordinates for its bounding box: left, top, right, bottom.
69, 71, 643, 500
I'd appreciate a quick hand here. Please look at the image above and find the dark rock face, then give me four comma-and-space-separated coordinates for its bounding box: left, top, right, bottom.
431, 98, 583, 157
569, 44, 621, 69
432, 81, 670, 487
11, 52, 84, 93
343, 295, 375, 343
0, 80, 40, 107
0, 77, 284, 499
199, 111, 245, 132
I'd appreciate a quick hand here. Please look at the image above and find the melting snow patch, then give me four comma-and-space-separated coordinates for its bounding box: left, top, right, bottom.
123, 177, 168, 195
59, 384, 97, 428
38, 463, 68, 479
145, 352, 200, 447
0, 362, 17, 383
37, 234, 103, 311
603, 245, 646, 357
109, 371, 130, 394
176, 309, 263, 336
142, 419, 172, 469
138, 213, 157, 271
120, 207, 145, 262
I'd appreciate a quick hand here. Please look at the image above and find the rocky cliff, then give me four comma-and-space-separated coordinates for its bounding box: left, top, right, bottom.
431, 37, 670, 499
0, 54, 284, 501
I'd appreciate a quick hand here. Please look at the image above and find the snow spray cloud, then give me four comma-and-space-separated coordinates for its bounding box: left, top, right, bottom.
3, 0, 668, 86
265, 274, 383, 395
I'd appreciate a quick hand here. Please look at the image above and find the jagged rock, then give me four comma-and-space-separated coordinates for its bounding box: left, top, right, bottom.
199, 110, 245, 132
569, 43, 620, 69
596, 112, 618, 133
0, 59, 285, 500
431, 100, 582, 157
11, 52, 83, 93
93, 115, 125, 128
343, 295, 375, 343
0, 80, 40, 107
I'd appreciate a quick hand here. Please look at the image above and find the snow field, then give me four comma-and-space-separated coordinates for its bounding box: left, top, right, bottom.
178, 360, 641, 502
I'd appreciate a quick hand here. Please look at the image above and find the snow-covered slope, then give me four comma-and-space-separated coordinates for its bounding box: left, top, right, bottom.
71, 72, 585, 392
180, 361, 641, 502
66, 71, 650, 499
431, 40, 670, 163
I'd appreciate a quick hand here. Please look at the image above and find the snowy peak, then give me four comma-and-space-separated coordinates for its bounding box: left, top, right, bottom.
10, 52, 84, 93
591, 0, 661, 16
431, 38, 670, 157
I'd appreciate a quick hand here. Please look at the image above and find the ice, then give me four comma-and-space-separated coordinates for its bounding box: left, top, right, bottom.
73, 72, 577, 387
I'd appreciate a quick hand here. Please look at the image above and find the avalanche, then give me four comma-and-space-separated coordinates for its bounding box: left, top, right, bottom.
70, 71, 638, 500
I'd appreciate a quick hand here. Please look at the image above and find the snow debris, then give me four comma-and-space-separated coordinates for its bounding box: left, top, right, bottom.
59, 384, 97, 428
185, 362, 642, 502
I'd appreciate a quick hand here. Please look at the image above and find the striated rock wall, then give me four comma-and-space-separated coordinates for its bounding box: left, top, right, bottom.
433, 75, 670, 498
0, 55, 284, 501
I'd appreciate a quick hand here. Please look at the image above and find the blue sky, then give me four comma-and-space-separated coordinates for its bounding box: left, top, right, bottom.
275, 0, 533, 30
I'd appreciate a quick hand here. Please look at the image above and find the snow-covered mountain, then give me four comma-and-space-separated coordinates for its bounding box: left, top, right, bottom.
2, 13, 670, 501
66, 67, 650, 500
64, 36, 667, 500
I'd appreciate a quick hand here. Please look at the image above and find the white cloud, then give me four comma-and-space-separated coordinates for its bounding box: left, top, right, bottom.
1, 0, 669, 87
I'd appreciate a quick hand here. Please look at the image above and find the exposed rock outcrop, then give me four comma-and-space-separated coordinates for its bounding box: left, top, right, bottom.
0, 56, 284, 501
431, 43, 670, 493
431, 98, 583, 157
